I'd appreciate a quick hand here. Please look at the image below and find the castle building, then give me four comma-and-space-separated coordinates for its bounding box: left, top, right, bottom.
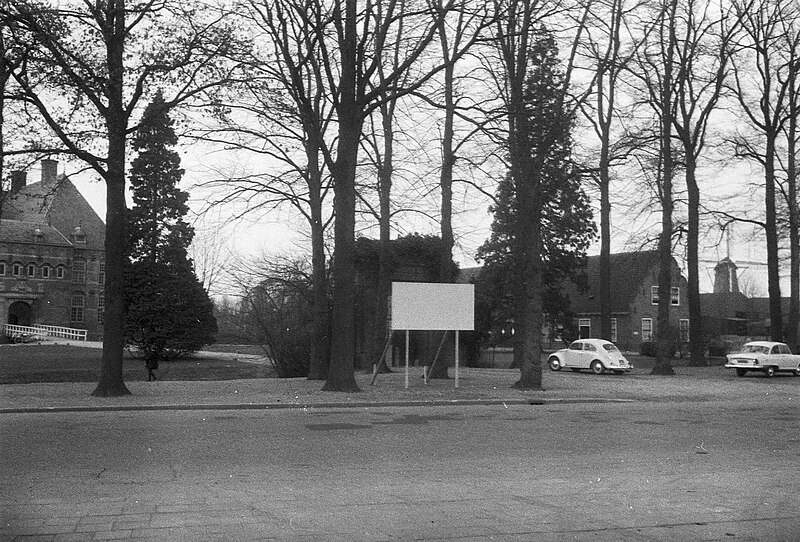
1, 159, 105, 340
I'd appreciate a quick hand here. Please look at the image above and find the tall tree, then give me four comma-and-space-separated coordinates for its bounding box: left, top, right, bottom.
729, 0, 797, 342
579, 0, 643, 343
671, 0, 738, 365
201, 0, 337, 380
492, 0, 589, 389
125, 92, 217, 366
323, 0, 455, 392
627, 0, 679, 374
777, 10, 800, 351
2, 0, 241, 396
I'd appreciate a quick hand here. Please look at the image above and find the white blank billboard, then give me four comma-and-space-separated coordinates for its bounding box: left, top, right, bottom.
391, 282, 474, 331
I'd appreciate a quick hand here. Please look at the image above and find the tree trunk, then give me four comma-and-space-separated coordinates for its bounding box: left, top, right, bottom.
764, 136, 783, 342
651, 0, 677, 376
92, 1, 130, 396
307, 181, 329, 380
685, 157, 705, 366
430, 52, 456, 381
599, 162, 612, 341
372, 109, 394, 375
786, 64, 799, 352
323, 0, 360, 392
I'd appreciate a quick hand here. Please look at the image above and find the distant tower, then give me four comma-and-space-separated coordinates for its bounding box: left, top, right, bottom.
713, 257, 740, 294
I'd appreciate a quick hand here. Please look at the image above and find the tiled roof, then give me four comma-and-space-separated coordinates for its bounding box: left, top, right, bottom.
2, 175, 105, 250
458, 250, 663, 315
0, 219, 73, 246
566, 250, 661, 314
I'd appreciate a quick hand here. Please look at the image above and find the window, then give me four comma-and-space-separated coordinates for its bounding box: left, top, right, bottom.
651, 286, 659, 305
0, 262, 5, 276
72, 259, 86, 284
578, 318, 591, 339
70, 295, 85, 323
569, 342, 583, 351
97, 294, 104, 325
27, 264, 36, 278
41, 265, 51, 279
679, 319, 689, 342
671, 287, 680, 306
98, 261, 105, 285
12, 263, 22, 277
611, 318, 618, 343
584, 343, 597, 352
56, 266, 65, 279
642, 318, 653, 342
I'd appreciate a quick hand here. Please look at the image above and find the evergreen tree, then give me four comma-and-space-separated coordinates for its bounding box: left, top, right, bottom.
125, 91, 216, 373
477, 29, 595, 350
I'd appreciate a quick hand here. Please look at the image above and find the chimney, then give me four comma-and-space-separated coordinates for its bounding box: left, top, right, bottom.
10, 170, 27, 193
41, 159, 58, 185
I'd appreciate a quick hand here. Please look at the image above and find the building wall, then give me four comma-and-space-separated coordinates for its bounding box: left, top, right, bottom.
574, 259, 691, 352
0, 240, 105, 340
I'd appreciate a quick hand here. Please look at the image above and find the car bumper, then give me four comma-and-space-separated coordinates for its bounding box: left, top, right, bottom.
725, 363, 761, 370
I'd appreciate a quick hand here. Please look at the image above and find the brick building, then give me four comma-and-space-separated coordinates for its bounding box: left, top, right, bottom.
565, 250, 691, 351
1, 160, 106, 340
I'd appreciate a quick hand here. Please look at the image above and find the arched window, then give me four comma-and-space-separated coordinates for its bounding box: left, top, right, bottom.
27, 264, 36, 278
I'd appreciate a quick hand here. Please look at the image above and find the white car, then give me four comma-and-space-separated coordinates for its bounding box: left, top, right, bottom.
725, 341, 800, 377
548, 338, 632, 375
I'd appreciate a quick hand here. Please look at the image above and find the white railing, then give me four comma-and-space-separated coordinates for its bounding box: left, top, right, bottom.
4, 323, 87, 342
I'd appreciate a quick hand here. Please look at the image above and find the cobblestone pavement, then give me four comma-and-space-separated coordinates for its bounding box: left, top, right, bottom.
2, 366, 799, 541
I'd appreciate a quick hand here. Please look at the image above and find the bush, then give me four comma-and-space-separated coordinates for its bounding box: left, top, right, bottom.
640, 342, 658, 357
707, 338, 727, 357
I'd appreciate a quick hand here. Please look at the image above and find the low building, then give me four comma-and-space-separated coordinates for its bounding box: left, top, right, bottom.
1, 160, 105, 340
565, 250, 691, 351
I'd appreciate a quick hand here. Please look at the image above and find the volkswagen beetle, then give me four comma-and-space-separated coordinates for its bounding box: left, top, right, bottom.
548, 338, 632, 375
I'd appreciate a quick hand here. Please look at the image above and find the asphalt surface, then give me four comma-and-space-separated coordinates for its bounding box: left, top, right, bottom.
2, 365, 800, 541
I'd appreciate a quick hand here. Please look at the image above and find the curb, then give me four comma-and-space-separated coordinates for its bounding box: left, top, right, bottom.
0, 397, 634, 414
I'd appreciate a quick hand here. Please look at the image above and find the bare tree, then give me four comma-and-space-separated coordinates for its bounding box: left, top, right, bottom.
627, 0, 680, 374
199, 0, 337, 380
729, 0, 799, 343
578, 0, 645, 342
671, 0, 739, 365
2, 0, 243, 396
490, 0, 591, 389
776, 12, 800, 351
322, 0, 456, 392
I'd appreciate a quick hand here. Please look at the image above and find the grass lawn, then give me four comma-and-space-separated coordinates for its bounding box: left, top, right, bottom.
0, 344, 275, 384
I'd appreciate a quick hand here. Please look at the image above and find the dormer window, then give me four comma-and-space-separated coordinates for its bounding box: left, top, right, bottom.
34, 227, 44, 242
73, 226, 86, 245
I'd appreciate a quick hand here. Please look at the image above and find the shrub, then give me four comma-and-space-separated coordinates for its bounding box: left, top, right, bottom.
640, 342, 658, 357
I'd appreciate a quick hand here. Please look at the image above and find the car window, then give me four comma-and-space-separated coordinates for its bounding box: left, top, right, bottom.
770, 345, 780, 355
584, 344, 597, 352
603, 344, 620, 352
777, 344, 790, 355
743, 344, 769, 354
569, 342, 583, 351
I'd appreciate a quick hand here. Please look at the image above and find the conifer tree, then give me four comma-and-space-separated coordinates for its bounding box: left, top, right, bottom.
125, 91, 216, 373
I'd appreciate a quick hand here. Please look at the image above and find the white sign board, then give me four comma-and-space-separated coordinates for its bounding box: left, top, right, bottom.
391, 282, 474, 331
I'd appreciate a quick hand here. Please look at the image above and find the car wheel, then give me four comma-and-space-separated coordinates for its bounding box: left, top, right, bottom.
590, 360, 605, 375
764, 366, 776, 378
548, 357, 561, 371
794, 364, 800, 377
736, 368, 747, 377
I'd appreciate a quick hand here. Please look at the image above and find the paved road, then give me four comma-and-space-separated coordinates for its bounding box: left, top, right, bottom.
2, 397, 799, 541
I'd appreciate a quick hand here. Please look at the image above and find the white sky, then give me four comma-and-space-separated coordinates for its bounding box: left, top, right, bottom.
55, 144, 785, 299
